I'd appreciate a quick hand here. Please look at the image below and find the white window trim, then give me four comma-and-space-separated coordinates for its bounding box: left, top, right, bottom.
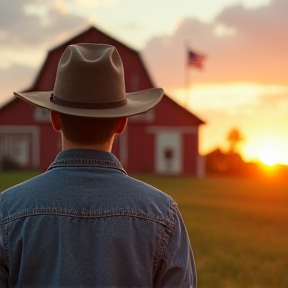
0, 126, 40, 168
146, 126, 198, 134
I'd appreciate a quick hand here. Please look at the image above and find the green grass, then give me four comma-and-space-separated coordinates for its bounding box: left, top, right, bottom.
0, 170, 41, 191
1, 172, 288, 287
134, 175, 288, 288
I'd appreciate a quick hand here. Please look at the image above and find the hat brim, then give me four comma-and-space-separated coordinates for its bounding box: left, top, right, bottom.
14, 88, 163, 118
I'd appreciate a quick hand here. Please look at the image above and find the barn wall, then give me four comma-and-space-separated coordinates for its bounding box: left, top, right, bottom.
153, 96, 202, 127
112, 101, 201, 176
39, 125, 60, 171
0, 100, 35, 125
126, 124, 154, 173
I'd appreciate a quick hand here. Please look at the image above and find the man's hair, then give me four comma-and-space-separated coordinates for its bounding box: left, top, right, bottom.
59, 113, 120, 145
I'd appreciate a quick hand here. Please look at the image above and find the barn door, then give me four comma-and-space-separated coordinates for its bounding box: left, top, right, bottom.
155, 131, 182, 175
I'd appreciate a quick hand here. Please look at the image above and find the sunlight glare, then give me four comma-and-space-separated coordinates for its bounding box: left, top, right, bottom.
258, 147, 280, 166
242, 137, 288, 166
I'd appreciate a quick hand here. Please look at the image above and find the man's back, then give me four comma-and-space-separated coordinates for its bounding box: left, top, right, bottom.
0, 150, 196, 287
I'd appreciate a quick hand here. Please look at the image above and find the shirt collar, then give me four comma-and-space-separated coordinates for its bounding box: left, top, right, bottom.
47, 149, 126, 174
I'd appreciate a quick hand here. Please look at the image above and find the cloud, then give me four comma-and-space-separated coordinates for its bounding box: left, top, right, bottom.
69, 0, 118, 7
0, 0, 89, 49
142, 0, 288, 90
0, 64, 37, 105
0, 0, 89, 104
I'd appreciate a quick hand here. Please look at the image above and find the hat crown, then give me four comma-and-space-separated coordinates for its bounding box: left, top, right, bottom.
53, 43, 126, 105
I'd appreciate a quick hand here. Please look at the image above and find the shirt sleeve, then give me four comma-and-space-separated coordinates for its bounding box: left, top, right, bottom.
0, 196, 9, 288
154, 203, 197, 288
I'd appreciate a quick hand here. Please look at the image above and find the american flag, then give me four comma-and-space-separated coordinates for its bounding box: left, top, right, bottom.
187, 49, 205, 69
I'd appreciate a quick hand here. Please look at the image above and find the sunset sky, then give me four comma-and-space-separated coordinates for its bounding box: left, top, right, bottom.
0, 0, 287, 165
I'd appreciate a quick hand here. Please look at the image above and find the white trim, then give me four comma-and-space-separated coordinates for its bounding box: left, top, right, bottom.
146, 126, 197, 134
0, 125, 40, 168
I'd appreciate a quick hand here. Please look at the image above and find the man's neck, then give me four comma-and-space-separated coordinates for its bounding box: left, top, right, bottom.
61, 135, 114, 152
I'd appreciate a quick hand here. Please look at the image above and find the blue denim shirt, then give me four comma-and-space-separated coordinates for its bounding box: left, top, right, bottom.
0, 149, 197, 288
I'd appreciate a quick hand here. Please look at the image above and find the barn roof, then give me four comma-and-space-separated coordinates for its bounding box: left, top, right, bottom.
0, 95, 19, 110
0, 26, 205, 125
163, 94, 205, 125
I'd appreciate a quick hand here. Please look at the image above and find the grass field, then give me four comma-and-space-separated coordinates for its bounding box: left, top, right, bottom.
1, 171, 288, 288
0, 171, 40, 192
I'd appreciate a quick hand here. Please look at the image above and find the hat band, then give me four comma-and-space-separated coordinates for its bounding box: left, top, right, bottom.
50, 94, 128, 109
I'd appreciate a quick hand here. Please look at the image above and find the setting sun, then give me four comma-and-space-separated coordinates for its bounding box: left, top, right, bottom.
258, 147, 280, 166
241, 136, 288, 166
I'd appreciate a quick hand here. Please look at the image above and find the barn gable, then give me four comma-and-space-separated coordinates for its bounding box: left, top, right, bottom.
0, 26, 205, 176
154, 95, 204, 126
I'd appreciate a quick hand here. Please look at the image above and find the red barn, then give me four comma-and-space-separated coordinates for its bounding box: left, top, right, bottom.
0, 26, 205, 176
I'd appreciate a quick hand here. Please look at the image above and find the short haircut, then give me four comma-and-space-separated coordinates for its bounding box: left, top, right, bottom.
59, 113, 120, 145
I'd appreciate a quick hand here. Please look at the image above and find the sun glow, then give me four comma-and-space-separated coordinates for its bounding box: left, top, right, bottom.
258, 147, 280, 166
168, 82, 288, 167
242, 138, 287, 166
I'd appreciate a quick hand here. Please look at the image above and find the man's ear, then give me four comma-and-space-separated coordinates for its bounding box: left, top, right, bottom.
115, 117, 128, 135
50, 110, 61, 132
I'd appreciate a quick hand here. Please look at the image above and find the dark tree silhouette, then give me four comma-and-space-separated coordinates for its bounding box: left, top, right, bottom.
227, 128, 244, 153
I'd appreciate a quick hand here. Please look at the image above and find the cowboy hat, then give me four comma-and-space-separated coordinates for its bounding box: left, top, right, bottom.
14, 43, 163, 118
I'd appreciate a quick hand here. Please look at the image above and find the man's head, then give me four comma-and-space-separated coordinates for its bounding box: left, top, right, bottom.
50, 111, 127, 149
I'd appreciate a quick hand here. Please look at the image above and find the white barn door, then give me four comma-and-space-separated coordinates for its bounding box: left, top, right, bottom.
156, 131, 182, 175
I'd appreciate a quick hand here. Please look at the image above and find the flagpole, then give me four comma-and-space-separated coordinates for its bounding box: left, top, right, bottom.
185, 41, 190, 109
185, 45, 206, 111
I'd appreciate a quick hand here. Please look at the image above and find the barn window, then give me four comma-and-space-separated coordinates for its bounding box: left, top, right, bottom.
0, 126, 40, 169
0, 134, 30, 167
34, 107, 50, 122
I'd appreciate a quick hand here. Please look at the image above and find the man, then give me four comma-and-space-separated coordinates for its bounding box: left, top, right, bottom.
0, 43, 197, 287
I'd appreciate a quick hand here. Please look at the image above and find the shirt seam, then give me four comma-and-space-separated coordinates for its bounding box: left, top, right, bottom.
0, 209, 172, 228
2, 226, 9, 268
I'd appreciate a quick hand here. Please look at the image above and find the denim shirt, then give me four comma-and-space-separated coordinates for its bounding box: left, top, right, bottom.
0, 149, 197, 288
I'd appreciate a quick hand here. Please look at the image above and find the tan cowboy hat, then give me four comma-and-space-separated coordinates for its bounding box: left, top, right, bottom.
14, 43, 164, 118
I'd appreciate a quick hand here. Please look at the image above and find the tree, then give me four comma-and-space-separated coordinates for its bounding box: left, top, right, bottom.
227, 128, 244, 153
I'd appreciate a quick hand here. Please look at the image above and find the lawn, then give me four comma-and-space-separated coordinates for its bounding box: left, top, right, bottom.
135, 174, 288, 288
0, 170, 41, 192
1, 171, 288, 288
